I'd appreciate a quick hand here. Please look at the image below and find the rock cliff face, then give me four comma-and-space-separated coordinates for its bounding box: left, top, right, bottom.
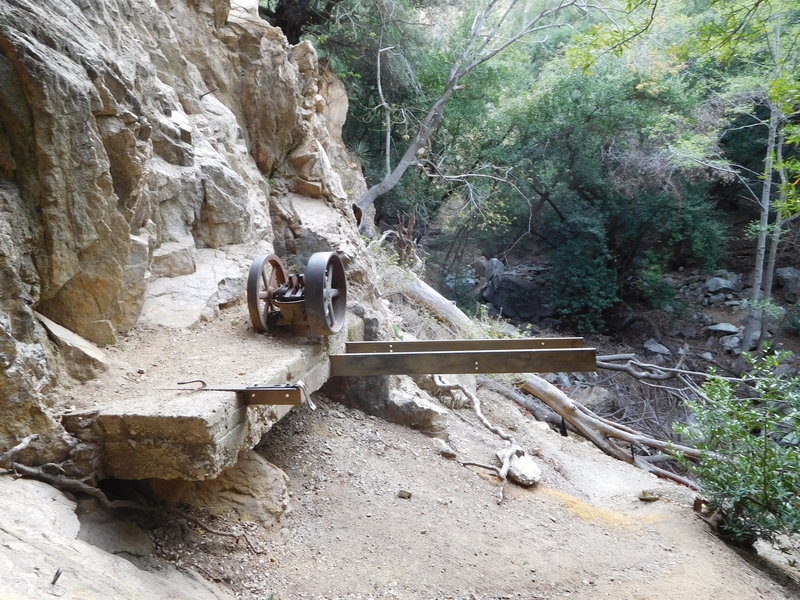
0, 0, 365, 462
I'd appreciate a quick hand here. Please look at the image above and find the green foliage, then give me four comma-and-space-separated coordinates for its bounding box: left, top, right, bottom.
543, 213, 620, 331
676, 353, 800, 546
638, 251, 679, 310
496, 55, 723, 328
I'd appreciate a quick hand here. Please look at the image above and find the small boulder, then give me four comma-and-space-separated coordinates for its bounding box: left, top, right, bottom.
775, 267, 800, 303
706, 322, 739, 335
644, 338, 671, 355
704, 277, 737, 294
713, 270, 743, 291
435, 438, 458, 459
719, 334, 742, 352
486, 257, 505, 281
499, 450, 542, 487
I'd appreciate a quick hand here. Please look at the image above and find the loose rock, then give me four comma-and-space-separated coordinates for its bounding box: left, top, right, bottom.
644, 338, 671, 355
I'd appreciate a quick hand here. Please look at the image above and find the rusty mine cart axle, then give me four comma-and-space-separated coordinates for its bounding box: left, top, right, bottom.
247, 251, 347, 337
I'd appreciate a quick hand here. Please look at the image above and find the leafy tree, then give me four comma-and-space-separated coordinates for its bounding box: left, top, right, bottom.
350, 0, 621, 213
676, 352, 800, 546
669, 0, 800, 350
484, 54, 722, 328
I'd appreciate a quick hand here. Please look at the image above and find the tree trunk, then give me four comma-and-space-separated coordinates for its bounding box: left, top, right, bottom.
741, 98, 780, 354
355, 1, 592, 214
758, 128, 787, 349
386, 267, 477, 335
356, 89, 456, 211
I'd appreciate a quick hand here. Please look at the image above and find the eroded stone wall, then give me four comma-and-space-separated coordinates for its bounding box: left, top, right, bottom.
0, 0, 364, 461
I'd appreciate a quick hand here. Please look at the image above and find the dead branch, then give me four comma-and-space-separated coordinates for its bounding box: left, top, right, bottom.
478, 378, 576, 433
432, 375, 529, 502
520, 375, 702, 489
0, 434, 38, 468
597, 358, 742, 382
391, 269, 704, 488
597, 353, 636, 362
4, 462, 242, 538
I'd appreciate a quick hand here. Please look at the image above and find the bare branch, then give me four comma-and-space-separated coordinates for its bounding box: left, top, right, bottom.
0, 434, 38, 468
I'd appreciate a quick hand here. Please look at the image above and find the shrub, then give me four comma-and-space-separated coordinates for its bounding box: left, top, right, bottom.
676, 352, 800, 546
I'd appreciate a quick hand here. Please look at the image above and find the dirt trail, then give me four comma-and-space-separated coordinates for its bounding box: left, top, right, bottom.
56, 308, 319, 414
127, 317, 797, 600
53, 303, 798, 599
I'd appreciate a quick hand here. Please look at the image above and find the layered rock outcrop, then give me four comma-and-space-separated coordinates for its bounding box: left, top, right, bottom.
0, 0, 364, 463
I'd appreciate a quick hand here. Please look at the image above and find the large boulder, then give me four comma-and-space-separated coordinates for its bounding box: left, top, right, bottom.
322, 374, 449, 436
775, 267, 800, 303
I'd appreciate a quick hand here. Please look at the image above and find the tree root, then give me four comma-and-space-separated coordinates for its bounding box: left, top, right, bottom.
3, 460, 242, 539
0, 434, 38, 468
432, 375, 532, 503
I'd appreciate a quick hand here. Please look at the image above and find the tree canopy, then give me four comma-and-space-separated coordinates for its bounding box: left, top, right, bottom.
280, 0, 799, 330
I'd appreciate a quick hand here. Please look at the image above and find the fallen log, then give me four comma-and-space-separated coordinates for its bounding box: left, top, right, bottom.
387, 269, 702, 488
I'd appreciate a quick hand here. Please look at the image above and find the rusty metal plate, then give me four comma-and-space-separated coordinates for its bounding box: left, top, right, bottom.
329, 348, 596, 376
238, 385, 305, 406
344, 338, 586, 354
173, 380, 306, 406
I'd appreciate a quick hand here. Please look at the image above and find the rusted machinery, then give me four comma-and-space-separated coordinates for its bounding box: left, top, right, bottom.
246, 251, 347, 336
228, 250, 596, 406
330, 337, 596, 376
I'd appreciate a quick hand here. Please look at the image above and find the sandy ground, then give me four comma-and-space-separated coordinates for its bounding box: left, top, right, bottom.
56, 307, 325, 414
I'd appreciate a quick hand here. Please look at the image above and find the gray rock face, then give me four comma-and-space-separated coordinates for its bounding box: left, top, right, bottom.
188, 450, 290, 528
323, 374, 449, 435
775, 267, 800, 303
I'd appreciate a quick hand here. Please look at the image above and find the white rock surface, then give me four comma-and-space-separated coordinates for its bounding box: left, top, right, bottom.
139, 246, 259, 328
0, 478, 235, 600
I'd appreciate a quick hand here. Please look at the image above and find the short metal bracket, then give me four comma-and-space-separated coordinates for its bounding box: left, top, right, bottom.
173, 380, 307, 406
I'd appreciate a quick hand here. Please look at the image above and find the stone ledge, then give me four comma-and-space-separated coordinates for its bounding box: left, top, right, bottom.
63, 330, 345, 480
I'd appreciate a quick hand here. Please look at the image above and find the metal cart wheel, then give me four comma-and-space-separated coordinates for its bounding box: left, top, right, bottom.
246, 254, 288, 332
304, 251, 347, 335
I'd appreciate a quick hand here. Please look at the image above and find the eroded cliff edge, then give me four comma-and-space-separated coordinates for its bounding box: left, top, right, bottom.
0, 0, 369, 465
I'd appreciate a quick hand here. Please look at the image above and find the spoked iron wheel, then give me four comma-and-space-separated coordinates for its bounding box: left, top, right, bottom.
247, 254, 288, 332
304, 251, 347, 335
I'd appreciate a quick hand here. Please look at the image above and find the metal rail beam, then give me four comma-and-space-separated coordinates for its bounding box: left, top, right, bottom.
344, 337, 586, 354
330, 347, 596, 376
